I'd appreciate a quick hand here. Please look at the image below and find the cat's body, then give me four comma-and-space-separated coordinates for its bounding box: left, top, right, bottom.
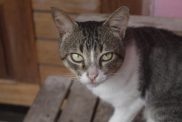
132, 27, 182, 122
87, 37, 144, 122
51, 6, 182, 122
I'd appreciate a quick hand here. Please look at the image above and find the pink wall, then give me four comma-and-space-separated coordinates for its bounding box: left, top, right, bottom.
154, 0, 182, 18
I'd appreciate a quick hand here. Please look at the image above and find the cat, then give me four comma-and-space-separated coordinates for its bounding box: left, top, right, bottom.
51, 6, 182, 122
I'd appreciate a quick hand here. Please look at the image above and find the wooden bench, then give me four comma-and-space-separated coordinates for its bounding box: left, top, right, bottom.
23, 15, 182, 122
23, 76, 111, 122
23, 76, 144, 122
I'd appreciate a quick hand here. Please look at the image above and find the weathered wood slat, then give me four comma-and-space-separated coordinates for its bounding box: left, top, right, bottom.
32, 0, 100, 13
39, 65, 71, 82
0, 79, 39, 106
3, 0, 40, 83
24, 76, 72, 122
58, 81, 97, 122
93, 100, 113, 122
34, 13, 182, 39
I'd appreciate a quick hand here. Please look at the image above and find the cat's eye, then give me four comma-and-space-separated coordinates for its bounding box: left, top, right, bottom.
101, 52, 114, 62
70, 53, 84, 63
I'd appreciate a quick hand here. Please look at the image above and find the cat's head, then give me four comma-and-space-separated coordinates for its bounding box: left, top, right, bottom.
51, 6, 129, 86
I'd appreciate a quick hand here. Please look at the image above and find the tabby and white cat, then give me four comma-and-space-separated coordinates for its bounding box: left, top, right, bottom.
51, 6, 182, 122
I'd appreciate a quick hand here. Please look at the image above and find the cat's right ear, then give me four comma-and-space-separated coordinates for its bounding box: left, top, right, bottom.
103, 6, 129, 39
51, 7, 77, 35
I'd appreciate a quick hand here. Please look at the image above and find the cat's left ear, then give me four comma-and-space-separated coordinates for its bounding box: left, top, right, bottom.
51, 7, 77, 36
103, 6, 129, 39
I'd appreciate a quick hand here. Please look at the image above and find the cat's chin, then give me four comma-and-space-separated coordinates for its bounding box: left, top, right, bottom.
79, 78, 106, 88
86, 81, 104, 87
79, 73, 108, 87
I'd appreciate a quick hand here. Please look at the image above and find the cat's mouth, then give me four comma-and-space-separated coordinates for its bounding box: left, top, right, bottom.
87, 80, 104, 87
78, 71, 108, 87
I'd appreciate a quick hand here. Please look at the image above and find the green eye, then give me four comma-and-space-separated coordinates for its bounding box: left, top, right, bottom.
70, 53, 84, 63
101, 52, 113, 62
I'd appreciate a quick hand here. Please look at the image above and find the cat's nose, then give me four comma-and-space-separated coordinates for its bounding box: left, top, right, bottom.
87, 72, 98, 83
87, 66, 99, 83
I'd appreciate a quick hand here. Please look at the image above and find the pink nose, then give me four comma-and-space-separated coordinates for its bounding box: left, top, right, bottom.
87, 65, 99, 83
87, 72, 98, 83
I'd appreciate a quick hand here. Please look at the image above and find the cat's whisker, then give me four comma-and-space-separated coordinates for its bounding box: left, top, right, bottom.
63, 76, 77, 78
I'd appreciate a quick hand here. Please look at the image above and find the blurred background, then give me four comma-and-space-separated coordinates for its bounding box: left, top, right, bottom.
0, 0, 181, 121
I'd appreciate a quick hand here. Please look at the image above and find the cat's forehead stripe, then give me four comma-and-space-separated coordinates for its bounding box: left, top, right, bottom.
91, 50, 95, 63
77, 21, 103, 51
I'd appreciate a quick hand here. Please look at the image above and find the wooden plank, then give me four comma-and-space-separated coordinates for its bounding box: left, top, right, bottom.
39, 65, 71, 82
0, 79, 39, 106
36, 40, 62, 65
24, 76, 72, 122
93, 100, 113, 122
0, 0, 4, 4
34, 12, 59, 39
0, 34, 7, 78
34, 12, 77, 39
100, 0, 142, 14
32, 0, 100, 13
2, 0, 40, 83
58, 81, 97, 122
34, 13, 182, 39
0, 1, 8, 78
0, 40, 7, 78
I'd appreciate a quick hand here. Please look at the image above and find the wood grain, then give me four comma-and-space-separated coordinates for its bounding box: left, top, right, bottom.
34, 12, 77, 39
0, 79, 39, 106
34, 12, 59, 39
24, 76, 72, 122
100, 0, 142, 14
39, 64, 72, 82
33, 0, 100, 13
0, 0, 4, 4
0, 0, 7, 78
0, 37, 7, 78
34, 13, 182, 39
93, 100, 113, 122
36, 40, 62, 65
58, 80, 97, 122
2, 0, 40, 83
